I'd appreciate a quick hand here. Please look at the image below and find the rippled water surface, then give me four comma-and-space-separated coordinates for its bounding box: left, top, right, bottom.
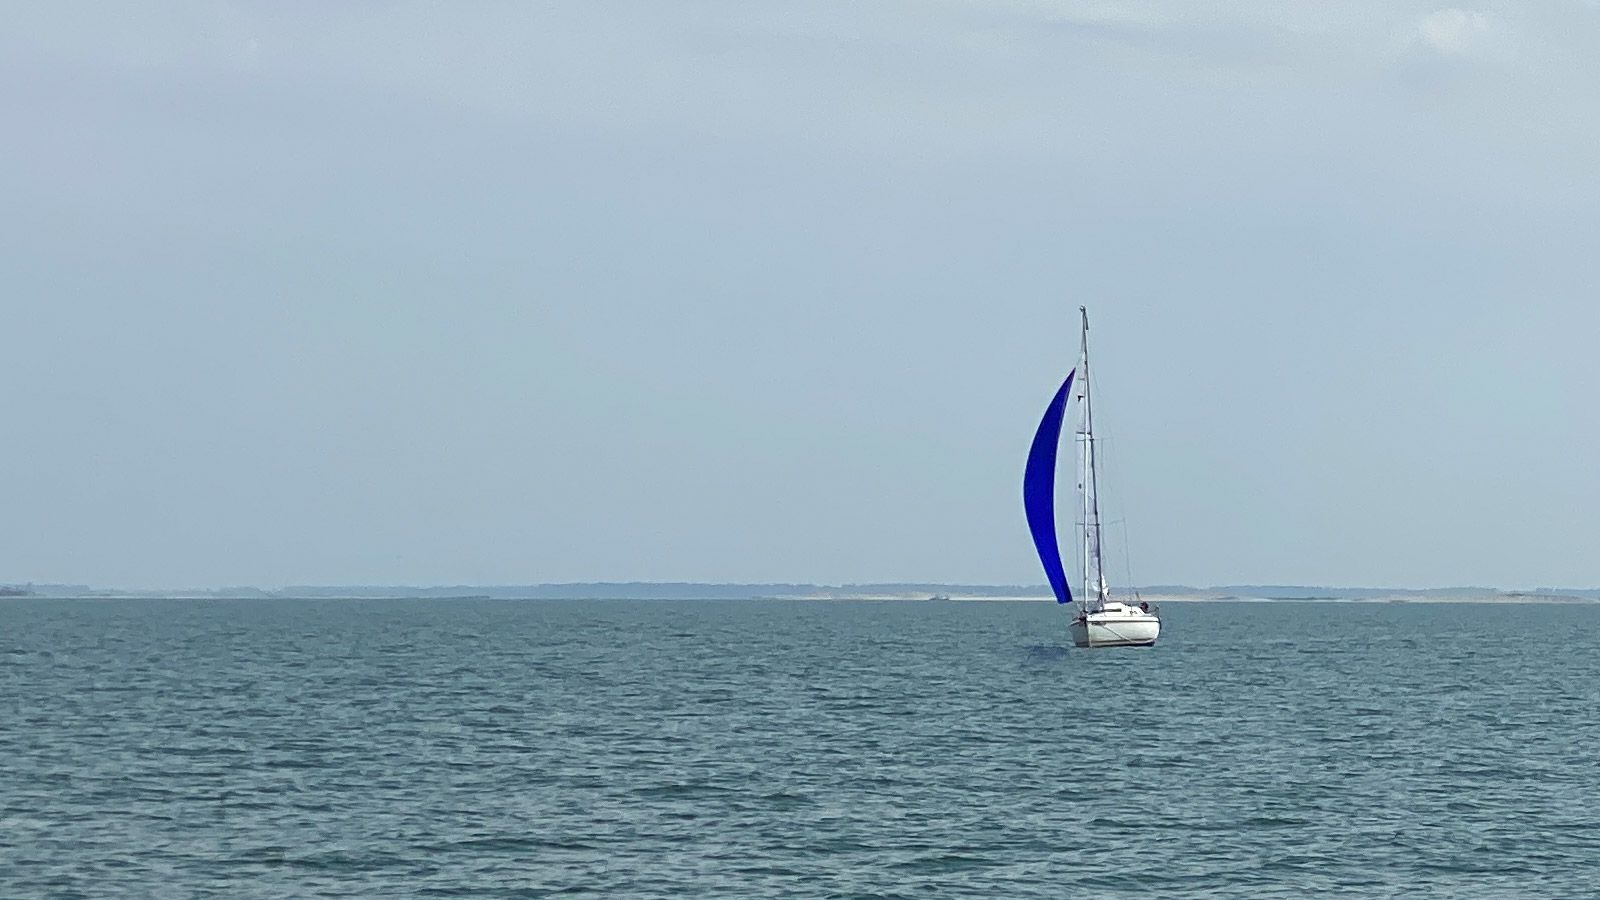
3, 598, 1599, 897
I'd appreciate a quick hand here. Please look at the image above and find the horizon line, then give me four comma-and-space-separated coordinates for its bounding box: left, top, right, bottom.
6, 580, 1600, 597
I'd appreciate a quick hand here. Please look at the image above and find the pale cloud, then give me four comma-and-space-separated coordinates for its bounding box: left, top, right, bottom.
1418, 8, 1491, 55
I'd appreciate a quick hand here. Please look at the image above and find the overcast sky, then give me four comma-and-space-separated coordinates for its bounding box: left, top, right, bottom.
3, 2, 1598, 589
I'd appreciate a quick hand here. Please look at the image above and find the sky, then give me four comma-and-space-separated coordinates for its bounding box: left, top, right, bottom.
3, 2, 1598, 590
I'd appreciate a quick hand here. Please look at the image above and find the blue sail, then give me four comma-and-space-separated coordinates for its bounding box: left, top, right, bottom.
1023, 371, 1075, 605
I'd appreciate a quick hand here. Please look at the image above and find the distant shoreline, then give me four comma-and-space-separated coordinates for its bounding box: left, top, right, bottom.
4, 582, 1598, 603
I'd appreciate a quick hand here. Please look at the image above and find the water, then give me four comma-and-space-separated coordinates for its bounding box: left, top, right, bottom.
2, 598, 1598, 898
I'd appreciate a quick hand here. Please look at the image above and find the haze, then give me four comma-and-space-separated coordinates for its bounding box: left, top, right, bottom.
3, 3, 1597, 590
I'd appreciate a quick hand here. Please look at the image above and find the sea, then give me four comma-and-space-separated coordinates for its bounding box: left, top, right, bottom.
2, 598, 1598, 898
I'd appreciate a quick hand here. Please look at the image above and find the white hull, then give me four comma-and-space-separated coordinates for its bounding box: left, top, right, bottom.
1070, 603, 1160, 648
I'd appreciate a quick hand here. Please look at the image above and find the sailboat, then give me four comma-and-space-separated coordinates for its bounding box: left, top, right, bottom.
1024, 306, 1161, 648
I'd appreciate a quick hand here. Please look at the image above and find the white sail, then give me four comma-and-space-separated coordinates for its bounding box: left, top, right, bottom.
1076, 307, 1108, 611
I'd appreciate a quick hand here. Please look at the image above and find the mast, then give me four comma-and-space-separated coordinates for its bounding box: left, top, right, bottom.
1077, 306, 1107, 610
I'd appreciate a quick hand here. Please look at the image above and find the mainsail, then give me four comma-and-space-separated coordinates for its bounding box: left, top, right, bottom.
1023, 370, 1075, 605
1077, 354, 1107, 606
